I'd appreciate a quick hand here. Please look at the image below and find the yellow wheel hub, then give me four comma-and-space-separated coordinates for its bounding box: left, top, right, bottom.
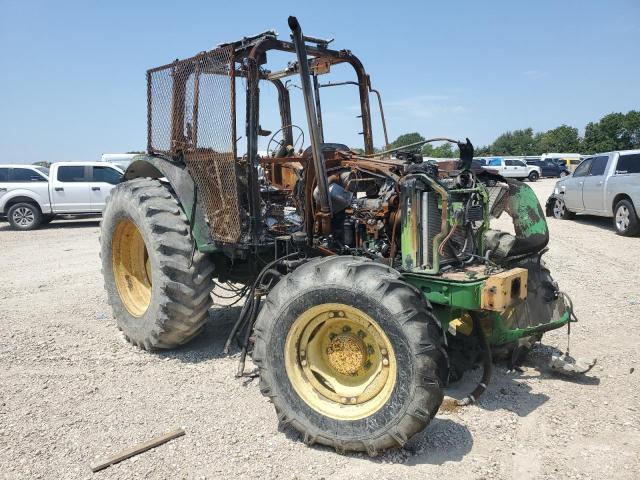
111, 218, 152, 317
285, 303, 396, 420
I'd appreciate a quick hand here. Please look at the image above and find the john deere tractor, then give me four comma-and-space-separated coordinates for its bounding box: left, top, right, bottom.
101, 17, 575, 454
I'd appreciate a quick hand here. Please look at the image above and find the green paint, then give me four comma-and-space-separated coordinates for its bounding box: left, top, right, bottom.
404, 272, 571, 346
486, 310, 570, 345
404, 273, 485, 310
509, 182, 548, 237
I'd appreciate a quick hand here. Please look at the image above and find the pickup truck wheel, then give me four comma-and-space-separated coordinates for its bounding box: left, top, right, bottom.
100, 178, 215, 349
528, 171, 539, 182
614, 200, 640, 236
7, 202, 42, 230
553, 198, 575, 220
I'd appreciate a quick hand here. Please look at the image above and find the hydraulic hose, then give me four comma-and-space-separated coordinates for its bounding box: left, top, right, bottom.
457, 313, 492, 406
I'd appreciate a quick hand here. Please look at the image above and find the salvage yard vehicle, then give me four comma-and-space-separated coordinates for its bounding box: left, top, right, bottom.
101, 17, 577, 454
546, 150, 640, 236
526, 158, 570, 178
541, 153, 582, 173
486, 157, 541, 181
0, 162, 123, 230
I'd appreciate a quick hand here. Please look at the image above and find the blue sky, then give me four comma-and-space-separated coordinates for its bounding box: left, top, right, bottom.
1, 0, 639, 164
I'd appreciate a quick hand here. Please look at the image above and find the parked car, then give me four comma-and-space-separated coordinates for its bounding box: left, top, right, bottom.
541, 153, 582, 172
486, 157, 542, 181
526, 158, 570, 178
545, 150, 640, 236
0, 162, 124, 230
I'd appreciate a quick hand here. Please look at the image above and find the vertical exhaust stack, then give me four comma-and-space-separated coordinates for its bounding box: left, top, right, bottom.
288, 16, 332, 222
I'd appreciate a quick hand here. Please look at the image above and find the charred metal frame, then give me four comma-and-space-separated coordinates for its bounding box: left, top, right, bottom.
146, 25, 377, 246
228, 29, 375, 241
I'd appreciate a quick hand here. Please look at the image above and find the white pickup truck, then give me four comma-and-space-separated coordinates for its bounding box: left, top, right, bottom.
0, 162, 124, 230
485, 158, 542, 182
545, 150, 640, 236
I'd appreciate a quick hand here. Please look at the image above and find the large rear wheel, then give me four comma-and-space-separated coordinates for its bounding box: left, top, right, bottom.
100, 178, 215, 349
253, 256, 445, 455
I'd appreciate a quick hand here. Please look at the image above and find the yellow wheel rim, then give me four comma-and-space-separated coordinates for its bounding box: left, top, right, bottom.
111, 218, 152, 317
285, 303, 396, 420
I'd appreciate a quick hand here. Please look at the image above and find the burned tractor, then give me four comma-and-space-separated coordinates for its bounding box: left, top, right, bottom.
101, 17, 575, 454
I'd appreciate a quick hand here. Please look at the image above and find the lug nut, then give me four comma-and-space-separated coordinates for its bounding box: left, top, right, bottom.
382, 358, 389, 366
338, 311, 345, 317
341, 397, 348, 403
380, 348, 387, 355
301, 359, 307, 366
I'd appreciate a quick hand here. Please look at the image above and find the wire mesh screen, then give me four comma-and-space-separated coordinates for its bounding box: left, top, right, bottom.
147, 46, 244, 244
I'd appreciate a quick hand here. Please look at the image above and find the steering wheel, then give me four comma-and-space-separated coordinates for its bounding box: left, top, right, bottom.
266, 125, 305, 158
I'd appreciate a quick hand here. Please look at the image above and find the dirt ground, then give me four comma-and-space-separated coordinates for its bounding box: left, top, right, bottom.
1, 178, 639, 479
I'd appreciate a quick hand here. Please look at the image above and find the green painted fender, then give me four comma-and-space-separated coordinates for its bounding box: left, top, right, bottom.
124, 154, 214, 250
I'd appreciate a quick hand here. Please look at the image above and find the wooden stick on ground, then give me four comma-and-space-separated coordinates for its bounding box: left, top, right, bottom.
90, 428, 185, 473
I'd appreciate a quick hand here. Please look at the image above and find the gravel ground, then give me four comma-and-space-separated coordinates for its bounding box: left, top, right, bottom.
1, 178, 639, 479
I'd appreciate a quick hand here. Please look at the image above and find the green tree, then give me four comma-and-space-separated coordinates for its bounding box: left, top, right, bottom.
623, 110, 640, 149
582, 111, 640, 153
622, 110, 640, 149
422, 142, 457, 158
583, 113, 624, 153
421, 143, 435, 156
535, 125, 580, 153
491, 128, 537, 155
433, 143, 455, 158
474, 145, 491, 156
390, 132, 425, 150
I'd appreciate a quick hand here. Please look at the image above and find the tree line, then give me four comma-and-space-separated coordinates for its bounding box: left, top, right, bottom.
388, 110, 640, 158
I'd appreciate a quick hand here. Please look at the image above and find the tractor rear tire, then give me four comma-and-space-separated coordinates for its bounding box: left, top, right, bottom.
100, 178, 215, 350
253, 256, 445, 455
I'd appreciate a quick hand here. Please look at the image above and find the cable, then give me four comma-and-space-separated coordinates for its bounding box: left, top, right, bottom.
457, 314, 492, 406
223, 252, 302, 355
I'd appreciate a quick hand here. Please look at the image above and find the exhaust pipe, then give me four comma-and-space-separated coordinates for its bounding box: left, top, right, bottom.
288, 16, 332, 218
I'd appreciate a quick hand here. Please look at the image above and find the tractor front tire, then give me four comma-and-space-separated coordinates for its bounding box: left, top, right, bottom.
100, 178, 214, 349
253, 256, 445, 455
